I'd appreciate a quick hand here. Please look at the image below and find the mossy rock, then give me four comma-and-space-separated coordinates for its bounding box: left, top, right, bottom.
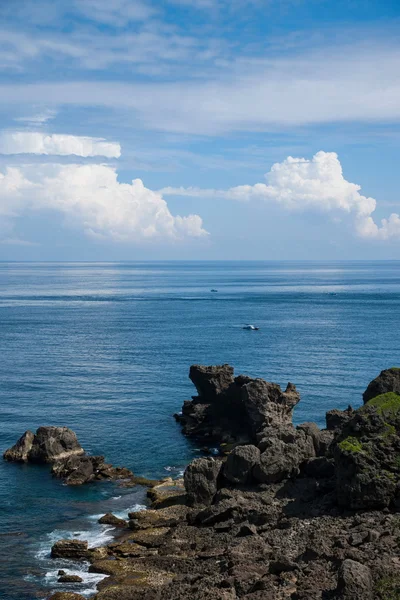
368, 392, 400, 419
338, 436, 364, 454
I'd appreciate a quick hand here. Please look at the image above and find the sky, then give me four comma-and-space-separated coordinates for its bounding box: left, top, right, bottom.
0, 0, 400, 260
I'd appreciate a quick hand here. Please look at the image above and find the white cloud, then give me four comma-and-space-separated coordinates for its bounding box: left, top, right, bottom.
14, 109, 57, 126
161, 151, 400, 240
74, 0, 156, 25
0, 42, 399, 134
0, 132, 121, 158
0, 163, 207, 242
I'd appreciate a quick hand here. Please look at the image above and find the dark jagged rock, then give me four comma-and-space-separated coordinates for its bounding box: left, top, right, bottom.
4, 427, 134, 486
51, 454, 133, 486
363, 367, 400, 403
175, 364, 300, 445
223, 445, 260, 484
4, 427, 83, 463
336, 559, 373, 599
334, 399, 400, 509
184, 457, 223, 505
50, 539, 89, 560
98, 513, 127, 528
57, 574, 84, 583
326, 407, 355, 430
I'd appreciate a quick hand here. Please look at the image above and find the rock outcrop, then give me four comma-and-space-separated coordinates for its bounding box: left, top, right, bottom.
4, 427, 134, 486
175, 364, 300, 444
39, 365, 400, 600
363, 367, 400, 403
51, 539, 89, 560
4, 427, 83, 463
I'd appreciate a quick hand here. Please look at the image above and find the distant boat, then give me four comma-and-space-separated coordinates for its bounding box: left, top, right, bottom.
210, 289, 218, 293
243, 324, 259, 330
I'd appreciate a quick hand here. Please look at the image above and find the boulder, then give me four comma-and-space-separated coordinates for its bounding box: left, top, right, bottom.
336, 559, 373, 599
51, 455, 134, 486
50, 539, 89, 560
253, 429, 315, 484
326, 407, 355, 430
223, 445, 260, 484
3, 430, 35, 462
4, 427, 84, 464
98, 513, 127, 528
57, 575, 83, 583
184, 458, 223, 505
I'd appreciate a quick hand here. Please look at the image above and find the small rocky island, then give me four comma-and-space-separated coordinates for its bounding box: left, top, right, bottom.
4, 366, 400, 599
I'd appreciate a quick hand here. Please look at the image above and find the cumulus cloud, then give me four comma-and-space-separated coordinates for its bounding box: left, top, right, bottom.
161, 151, 400, 240
0, 132, 121, 158
0, 163, 207, 241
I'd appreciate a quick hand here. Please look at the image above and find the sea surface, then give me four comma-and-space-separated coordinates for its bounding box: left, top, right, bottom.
1, 260, 400, 599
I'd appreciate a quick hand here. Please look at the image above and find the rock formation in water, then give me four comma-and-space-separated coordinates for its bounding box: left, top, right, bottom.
3, 426, 134, 485
3, 426, 83, 463
45, 365, 400, 600
174, 364, 300, 444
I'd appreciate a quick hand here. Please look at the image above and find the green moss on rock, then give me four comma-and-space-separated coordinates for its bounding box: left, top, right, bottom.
368, 392, 400, 419
338, 436, 364, 453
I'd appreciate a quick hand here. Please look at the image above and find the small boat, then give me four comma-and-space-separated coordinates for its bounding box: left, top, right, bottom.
243, 324, 259, 330
210, 289, 218, 293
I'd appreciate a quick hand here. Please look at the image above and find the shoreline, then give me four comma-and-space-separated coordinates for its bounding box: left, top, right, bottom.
5, 364, 400, 599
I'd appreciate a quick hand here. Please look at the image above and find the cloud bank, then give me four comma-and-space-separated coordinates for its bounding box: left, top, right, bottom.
161, 151, 400, 240
0, 132, 121, 158
0, 131, 207, 242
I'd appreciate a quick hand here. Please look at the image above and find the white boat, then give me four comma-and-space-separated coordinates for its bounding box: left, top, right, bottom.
243, 324, 259, 330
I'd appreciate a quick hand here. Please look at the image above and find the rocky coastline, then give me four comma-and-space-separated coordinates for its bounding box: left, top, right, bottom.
4, 365, 400, 599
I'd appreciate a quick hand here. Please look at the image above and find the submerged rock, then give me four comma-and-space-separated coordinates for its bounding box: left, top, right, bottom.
57, 574, 84, 583
4, 427, 83, 463
51, 454, 133, 486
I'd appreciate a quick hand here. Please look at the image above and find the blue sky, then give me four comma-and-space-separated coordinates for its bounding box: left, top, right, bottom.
0, 0, 399, 260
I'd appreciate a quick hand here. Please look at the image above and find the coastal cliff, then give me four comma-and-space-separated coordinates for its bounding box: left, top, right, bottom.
6, 366, 400, 599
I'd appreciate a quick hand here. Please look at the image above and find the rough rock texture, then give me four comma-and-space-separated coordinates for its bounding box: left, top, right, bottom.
4, 427, 83, 463
175, 365, 300, 444
57, 574, 84, 583
51, 454, 133, 486
336, 559, 373, 600
4, 427, 134, 486
363, 367, 400, 403
334, 399, 400, 509
50, 539, 89, 560
223, 445, 260, 484
326, 407, 355, 430
184, 458, 222, 505
41, 366, 400, 600
99, 513, 127, 528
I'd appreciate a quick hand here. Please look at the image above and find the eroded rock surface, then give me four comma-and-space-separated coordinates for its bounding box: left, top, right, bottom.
4, 427, 83, 463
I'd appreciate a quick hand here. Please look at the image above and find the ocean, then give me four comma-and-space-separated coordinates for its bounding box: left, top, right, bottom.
1, 260, 400, 599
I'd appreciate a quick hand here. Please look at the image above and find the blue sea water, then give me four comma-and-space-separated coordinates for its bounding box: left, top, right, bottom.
1, 260, 400, 599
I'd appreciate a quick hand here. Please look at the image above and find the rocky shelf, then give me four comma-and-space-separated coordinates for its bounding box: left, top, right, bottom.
6, 366, 400, 599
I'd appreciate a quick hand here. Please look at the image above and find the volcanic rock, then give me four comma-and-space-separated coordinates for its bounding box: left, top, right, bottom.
184, 457, 223, 505
336, 559, 373, 599
49, 594, 86, 600
363, 367, 400, 403
98, 513, 127, 528
57, 575, 84, 583
50, 539, 89, 560
223, 445, 260, 484
4, 427, 83, 463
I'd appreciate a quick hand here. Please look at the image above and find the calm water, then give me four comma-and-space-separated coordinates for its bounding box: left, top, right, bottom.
1, 261, 400, 599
